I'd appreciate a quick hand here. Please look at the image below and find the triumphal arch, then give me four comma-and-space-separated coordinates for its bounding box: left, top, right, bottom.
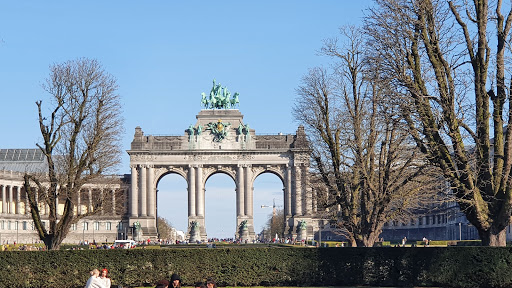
127, 81, 315, 241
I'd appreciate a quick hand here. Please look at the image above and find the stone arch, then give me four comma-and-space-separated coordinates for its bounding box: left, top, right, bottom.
203, 166, 236, 185
154, 166, 188, 187
127, 109, 313, 242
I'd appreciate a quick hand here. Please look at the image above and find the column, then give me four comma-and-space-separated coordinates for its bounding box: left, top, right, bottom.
100, 189, 104, 215
303, 165, 312, 215
196, 166, 204, 217
188, 165, 196, 217
312, 188, 317, 214
139, 165, 147, 217
244, 165, 252, 217
112, 189, 116, 215
147, 165, 155, 217
8, 185, 13, 214
77, 189, 81, 215
130, 165, 138, 217
236, 165, 244, 217
25, 188, 30, 214
1, 185, 5, 213
286, 166, 292, 216
294, 165, 302, 216
88, 188, 93, 213
16, 186, 21, 214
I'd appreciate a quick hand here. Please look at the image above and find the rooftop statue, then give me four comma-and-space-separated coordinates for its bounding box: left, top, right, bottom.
201, 79, 240, 109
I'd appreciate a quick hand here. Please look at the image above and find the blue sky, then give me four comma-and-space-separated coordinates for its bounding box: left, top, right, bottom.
0, 1, 372, 238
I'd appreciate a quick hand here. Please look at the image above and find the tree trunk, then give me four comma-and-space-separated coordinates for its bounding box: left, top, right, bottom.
479, 228, 507, 247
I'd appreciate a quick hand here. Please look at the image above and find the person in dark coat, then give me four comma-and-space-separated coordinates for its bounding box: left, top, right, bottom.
170, 273, 181, 288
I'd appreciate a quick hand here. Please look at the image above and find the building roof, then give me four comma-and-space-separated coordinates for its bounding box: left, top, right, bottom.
0, 149, 48, 173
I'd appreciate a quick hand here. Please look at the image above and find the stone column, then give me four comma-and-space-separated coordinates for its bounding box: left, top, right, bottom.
100, 189, 104, 215
25, 188, 30, 214
112, 189, 116, 215
244, 165, 252, 217
188, 165, 196, 217
303, 165, 311, 216
285, 166, 292, 216
1, 185, 6, 214
312, 188, 317, 214
236, 165, 245, 217
196, 166, 204, 217
16, 186, 21, 214
8, 185, 13, 214
130, 165, 138, 217
139, 165, 147, 217
294, 165, 302, 216
88, 188, 93, 213
147, 165, 155, 217
77, 189, 81, 215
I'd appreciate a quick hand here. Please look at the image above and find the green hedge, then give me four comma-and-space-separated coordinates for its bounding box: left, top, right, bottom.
1, 247, 512, 288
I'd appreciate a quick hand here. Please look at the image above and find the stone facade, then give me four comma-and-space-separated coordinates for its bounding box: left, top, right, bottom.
127, 109, 317, 241
0, 149, 129, 244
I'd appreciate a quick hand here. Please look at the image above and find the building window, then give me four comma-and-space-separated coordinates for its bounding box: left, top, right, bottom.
8, 221, 11, 230
118, 222, 123, 231
22, 221, 27, 230
71, 224, 77, 231
106, 222, 112, 231
94, 222, 100, 231
0, 221, 3, 230
83, 222, 88, 231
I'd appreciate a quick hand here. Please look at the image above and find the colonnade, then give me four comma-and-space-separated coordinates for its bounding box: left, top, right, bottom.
0, 183, 123, 216
0, 184, 23, 215
128, 161, 314, 240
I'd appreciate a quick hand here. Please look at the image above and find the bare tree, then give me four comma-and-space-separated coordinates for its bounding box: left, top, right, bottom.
157, 217, 174, 240
261, 208, 285, 241
23, 58, 124, 250
366, 0, 512, 246
293, 26, 439, 247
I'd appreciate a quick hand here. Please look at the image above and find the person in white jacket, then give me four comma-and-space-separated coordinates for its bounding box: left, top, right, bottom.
100, 268, 111, 288
85, 269, 107, 288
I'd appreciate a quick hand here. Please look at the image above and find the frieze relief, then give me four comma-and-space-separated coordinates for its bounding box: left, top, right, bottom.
184, 155, 207, 161
293, 153, 310, 165
131, 154, 158, 161
234, 154, 255, 160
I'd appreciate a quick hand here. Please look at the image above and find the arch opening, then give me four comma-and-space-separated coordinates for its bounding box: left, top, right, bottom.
156, 173, 188, 241
253, 172, 285, 242
204, 172, 236, 241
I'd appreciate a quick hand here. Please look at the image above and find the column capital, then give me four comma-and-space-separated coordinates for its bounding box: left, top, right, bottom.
130, 164, 138, 169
